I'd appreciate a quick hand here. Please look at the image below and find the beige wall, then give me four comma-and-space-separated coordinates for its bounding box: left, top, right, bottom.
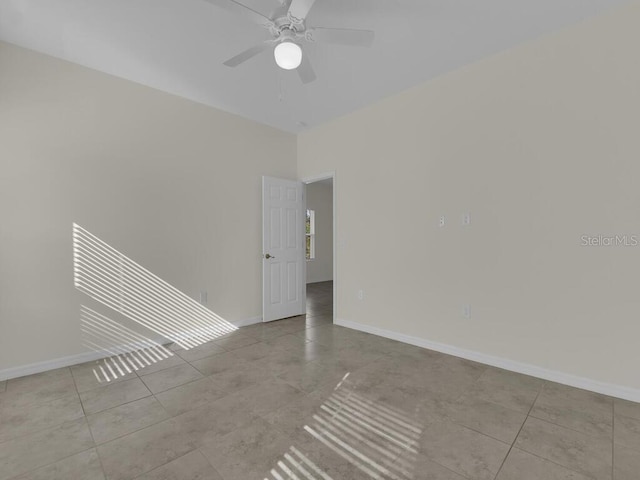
306, 181, 333, 284
298, 3, 640, 393
0, 42, 297, 374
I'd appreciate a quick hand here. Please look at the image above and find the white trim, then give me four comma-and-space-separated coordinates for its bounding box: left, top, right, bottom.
0, 316, 263, 382
302, 171, 337, 325
336, 317, 640, 403
0, 350, 108, 382
306, 208, 316, 260
301, 172, 335, 184
233, 316, 262, 328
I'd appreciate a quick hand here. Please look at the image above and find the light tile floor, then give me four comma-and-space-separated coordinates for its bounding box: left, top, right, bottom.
1, 281, 638, 479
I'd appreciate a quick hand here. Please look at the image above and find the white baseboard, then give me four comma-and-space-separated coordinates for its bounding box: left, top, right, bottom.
233, 316, 262, 328
336, 317, 640, 403
0, 350, 107, 382
0, 316, 263, 382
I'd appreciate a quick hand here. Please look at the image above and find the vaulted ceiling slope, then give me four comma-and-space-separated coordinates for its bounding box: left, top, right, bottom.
0, 0, 629, 132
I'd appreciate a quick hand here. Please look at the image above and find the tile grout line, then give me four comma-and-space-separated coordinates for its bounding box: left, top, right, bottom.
5, 446, 102, 480
87, 398, 171, 447
87, 419, 110, 480
0, 388, 84, 446
2, 370, 93, 479
525, 410, 615, 441
84, 391, 155, 417
492, 380, 544, 479
77, 362, 108, 480
492, 385, 611, 480
504, 443, 603, 480
80, 360, 212, 448
611, 399, 615, 480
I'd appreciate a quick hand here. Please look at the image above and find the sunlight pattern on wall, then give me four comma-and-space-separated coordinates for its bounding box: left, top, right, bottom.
81, 305, 175, 383
73, 223, 237, 350
267, 375, 423, 480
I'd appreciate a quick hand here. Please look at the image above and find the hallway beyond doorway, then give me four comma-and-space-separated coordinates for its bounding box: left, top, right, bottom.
306, 281, 332, 319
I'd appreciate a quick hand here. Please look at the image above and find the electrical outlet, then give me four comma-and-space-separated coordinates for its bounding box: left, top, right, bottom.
439, 215, 446, 227
357, 289, 364, 300
462, 213, 471, 226
463, 304, 471, 319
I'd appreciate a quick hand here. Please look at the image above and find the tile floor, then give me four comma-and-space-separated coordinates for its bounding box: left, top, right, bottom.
1, 281, 639, 479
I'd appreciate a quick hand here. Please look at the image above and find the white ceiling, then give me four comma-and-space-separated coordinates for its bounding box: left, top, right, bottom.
0, 0, 628, 133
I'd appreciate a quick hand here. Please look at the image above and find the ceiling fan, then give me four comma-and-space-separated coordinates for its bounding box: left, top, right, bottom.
204, 0, 375, 84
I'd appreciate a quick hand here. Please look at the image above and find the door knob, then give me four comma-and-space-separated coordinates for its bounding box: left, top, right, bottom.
265, 253, 275, 259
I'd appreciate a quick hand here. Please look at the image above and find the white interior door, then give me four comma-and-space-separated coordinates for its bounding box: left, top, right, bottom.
262, 176, 306, 322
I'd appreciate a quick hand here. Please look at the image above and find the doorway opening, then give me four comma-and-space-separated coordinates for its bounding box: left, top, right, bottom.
303, 175, 335, 324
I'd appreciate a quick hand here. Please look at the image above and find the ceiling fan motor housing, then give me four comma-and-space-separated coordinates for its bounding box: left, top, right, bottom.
270, 16, 305, 41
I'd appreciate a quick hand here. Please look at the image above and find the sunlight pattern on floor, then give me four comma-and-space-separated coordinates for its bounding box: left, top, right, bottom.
73, 223, 237, 349
80, 305, 174, 383
268, 376, 423, 480
266, 446, 334, 480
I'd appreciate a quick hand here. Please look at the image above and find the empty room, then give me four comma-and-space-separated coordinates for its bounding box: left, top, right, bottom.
1, 1, 639, 479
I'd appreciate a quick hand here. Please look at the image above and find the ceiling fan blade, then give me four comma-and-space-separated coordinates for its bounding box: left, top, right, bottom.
309, 27, 375, 47
297, 55, 316, 84
223, 44, 269, 67
287, 0, 318, 22
203, 0, 272, 25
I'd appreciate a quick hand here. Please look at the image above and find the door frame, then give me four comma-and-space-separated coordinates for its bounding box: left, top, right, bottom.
301, 171, 337, 325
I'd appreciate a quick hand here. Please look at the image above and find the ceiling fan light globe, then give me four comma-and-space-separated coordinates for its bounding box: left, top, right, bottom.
274, 42, 302, 70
